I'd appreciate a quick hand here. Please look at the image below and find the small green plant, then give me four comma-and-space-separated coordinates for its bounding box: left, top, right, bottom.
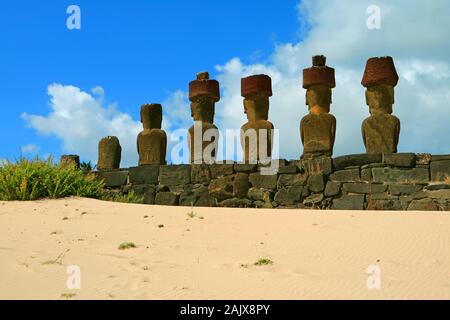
102, 191, 145, 204
0, 157, 104, 201
60, 293, 76, 299
80, 161, 94, 174
187, 206, 204, 220
254, 258, 273, 266
187, 210, 196, 219
118, 242, 137, 250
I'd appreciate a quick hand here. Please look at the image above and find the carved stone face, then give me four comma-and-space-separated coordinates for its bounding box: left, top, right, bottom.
305, 85, 332, 114
365, 84, 394, 114
243, 94, 269, 122
191, 96, 215, 123
141, 105, 162, 129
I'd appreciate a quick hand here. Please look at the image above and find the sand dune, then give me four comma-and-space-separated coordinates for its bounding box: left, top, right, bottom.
0, 197, 449, 300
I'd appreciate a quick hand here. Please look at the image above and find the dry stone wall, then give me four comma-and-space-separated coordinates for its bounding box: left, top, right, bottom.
96, 153, 450, 211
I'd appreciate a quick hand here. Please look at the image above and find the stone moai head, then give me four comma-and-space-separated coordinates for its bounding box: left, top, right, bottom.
303, 55, 335, 114
188, 71, 220, 123
362, 56, 398, 114
241, 74, 272, 122
140, 104, 163, 130
98, 136, 121, 170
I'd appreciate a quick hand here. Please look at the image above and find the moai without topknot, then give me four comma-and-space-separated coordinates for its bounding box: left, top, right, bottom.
137, 104, 167, 165
97, 136, 121, 170
240, 74, 274, 163
361, 56, 400, 154
300, 55, 336, 159
188, 72, 220, 164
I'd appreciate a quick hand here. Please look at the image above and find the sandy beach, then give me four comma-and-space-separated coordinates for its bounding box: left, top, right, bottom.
0, 197, 449, 300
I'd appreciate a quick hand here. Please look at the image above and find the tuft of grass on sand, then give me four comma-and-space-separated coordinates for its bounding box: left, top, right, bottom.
118, 242, 137, 250
254, 258, 273, 266
187, 208, 204, 220
187, 210, 196, 219
60, 293, 76, 299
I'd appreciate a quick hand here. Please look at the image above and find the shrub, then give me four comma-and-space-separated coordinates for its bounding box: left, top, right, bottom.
254, 258, 273, 266
0, 157, 104, 201
118, 242, 137, 250
80, 161, 95, 174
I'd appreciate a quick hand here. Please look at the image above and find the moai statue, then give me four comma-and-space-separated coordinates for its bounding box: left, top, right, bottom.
188, 72, 220, 164
240, 74, 274, 163
60, 155, 80, 169
361, 56, 400, 154
97, 136, 121, 170
137, 104, 167, 165
300, 55, 336, 159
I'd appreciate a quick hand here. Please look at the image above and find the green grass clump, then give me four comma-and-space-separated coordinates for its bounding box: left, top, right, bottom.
0, 158, 104, 201
187, 210, 196, 219
102, 190, 144, 204
186, 207, 204, 220
80, 161, 94, 174
254, 258, 273, 266
60, 293, 76, 299
118, 242, 137, 250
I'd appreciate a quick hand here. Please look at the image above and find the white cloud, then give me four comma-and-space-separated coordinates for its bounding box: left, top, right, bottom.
23, 0, 450, 165
22, 84, 193, 166
211, 0, 450, 158
22, 84, 142, 167
20, 144, 40, 155
161, 90, 191, 164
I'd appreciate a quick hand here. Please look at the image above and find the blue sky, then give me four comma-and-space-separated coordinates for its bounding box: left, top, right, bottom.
1, 1, 449, 166
0, 0, 299, 161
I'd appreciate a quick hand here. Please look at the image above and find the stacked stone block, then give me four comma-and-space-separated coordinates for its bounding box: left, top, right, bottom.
95, 153, 450, 211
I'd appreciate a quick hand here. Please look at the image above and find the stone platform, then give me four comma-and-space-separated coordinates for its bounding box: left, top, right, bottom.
96, 153, 450, 211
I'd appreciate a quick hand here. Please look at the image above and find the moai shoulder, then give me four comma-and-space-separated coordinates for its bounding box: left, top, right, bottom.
362, 113, 400, 153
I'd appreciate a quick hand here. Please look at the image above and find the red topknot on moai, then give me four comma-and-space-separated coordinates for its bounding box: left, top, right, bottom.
240, 74, 274, 163
300, 55, 336, 159
361, 56, 400, 154
137, 104, 167, 165
188, 71, 220, 164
